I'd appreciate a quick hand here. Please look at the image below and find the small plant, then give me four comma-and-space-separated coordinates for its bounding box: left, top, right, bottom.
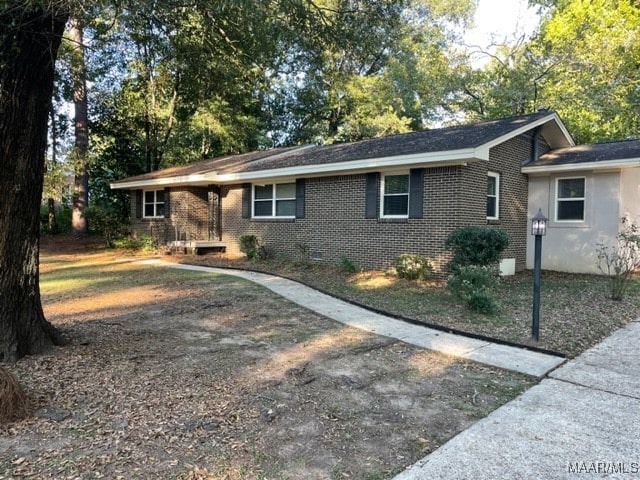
394, 253, 433, 280
596, 217, 640, 300
239, 234, 260, 260
337, 255, 357, 273
112, 234, 156, 251
445, 226, 509, 271
447, 265, 499, 315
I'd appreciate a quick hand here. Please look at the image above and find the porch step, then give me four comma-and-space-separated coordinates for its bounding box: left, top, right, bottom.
165, 240, 226, 254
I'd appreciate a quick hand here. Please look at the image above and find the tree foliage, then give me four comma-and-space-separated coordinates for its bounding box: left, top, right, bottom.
458, 0, 640, 143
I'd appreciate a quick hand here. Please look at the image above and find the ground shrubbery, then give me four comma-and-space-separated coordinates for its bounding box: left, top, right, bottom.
445, 226, 509, 315
393, 253, 433, 280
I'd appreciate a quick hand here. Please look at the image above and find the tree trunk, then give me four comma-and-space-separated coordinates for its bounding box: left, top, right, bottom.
0, 6, 69, 363
69, 18, 89, 236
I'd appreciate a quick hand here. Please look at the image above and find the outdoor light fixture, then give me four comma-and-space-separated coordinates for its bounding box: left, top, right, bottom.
531, 208, 548, 342
531, 208, 548, 236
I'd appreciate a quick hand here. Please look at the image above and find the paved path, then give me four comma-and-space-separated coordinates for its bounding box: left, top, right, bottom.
395, 318, 640, 480
142, 259, 565, 377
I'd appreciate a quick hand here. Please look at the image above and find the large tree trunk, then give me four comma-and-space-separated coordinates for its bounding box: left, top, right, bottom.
0, 6, 69, 363
69, 17, 89, 235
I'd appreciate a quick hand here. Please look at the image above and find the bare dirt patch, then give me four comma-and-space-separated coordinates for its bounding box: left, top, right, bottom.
1, 238, 532, 479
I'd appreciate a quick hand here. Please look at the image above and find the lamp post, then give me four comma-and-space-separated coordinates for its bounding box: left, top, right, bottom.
531, 208, 548, 342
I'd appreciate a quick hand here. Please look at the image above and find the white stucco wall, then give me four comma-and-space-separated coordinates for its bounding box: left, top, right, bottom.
620, 168, 640, 222
526, 170, 632, 274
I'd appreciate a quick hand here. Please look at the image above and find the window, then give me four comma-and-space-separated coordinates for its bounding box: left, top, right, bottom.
556, 177, 585, 221
143, 189, 165, 218
381, 173, 409, 218
253, 183, 296, 218
487, 172, 500, 220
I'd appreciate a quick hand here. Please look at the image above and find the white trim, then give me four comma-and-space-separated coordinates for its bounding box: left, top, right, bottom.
251, 182, 296, 219
111, 151, 481, 189
487, 171, 500, 220
483, 112, 574, 151
142, 189, 165, 219
555, 176, 586, 223
380, 172, 410, 219
522, 157, 640, 174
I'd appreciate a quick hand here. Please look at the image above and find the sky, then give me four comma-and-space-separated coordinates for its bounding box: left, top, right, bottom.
463, 0, 542, 65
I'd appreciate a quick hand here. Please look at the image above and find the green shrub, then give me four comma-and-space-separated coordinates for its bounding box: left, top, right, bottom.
394, 253, 433, 280
337, 255, 357, 273
447, 265, 499, 315
465, 289, 499, 315
239, 234, 260, 260
445, 226, 510, 271
84, 204, 129, 247
112, 234, 156, 251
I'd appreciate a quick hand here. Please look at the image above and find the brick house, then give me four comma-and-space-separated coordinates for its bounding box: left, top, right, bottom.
111, 111, 576, 275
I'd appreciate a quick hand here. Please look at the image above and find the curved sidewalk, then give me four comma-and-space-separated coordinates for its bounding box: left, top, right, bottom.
142, 259, 565, 377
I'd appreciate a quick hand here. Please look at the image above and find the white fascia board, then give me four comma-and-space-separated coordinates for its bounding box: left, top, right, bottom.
203, 148, 487, 183
483, 112, 574, 151
111, 148, 487, 189
110, 174, 211, 190
522, 157, 640, 175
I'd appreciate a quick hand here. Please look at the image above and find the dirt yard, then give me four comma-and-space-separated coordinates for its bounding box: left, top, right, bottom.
1, 237, 532, 479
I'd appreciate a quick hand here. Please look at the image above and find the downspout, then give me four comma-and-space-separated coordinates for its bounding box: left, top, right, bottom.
530, 127, 540, 164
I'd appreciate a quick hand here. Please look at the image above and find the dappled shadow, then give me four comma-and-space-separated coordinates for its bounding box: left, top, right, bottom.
4, 245, 534, 479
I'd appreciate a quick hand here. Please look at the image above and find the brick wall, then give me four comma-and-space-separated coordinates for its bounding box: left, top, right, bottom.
131, 186, 211, 244
131, 133, 540, 274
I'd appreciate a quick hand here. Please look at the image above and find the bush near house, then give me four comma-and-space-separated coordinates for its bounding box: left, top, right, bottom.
445, 226, 509, 315
596, 218, 640, 301
444, 226, 510, 272
393, 253, 433, 280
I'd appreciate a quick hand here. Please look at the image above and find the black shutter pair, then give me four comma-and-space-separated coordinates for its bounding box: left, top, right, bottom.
241, 180, 306, 219
365, 169, 424, 219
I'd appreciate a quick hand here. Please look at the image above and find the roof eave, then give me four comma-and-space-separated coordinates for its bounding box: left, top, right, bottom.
522, 157, 640, 175
111, 148, 488, 189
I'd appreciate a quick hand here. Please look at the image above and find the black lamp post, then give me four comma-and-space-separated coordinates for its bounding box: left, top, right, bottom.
531, 208, 548, 342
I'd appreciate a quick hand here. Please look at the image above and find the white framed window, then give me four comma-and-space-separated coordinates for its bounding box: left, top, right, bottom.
143, 189, 165, 218
380, 173, 409, 218
556, 177, 585, 222
487, 172, 500, 220
252, 182, 296, 218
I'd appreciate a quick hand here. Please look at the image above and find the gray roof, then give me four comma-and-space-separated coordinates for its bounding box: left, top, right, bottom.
527, 139, 640, 168
112, 111, 567, 187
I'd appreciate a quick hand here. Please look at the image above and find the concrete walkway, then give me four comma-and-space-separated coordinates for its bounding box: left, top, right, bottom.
395, 318, 640, 480
141, 259, 565, 377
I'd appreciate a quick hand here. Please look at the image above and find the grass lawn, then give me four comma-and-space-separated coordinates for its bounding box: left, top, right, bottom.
180, 255, 640, 358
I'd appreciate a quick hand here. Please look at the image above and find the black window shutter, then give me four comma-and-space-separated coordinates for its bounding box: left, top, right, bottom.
241, 183, 251, 218
365, 172, 379, 219
135, 190, 143, 219
409, 168, 425, 219
295, 179, 305, 219
164, 187, 171, 218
